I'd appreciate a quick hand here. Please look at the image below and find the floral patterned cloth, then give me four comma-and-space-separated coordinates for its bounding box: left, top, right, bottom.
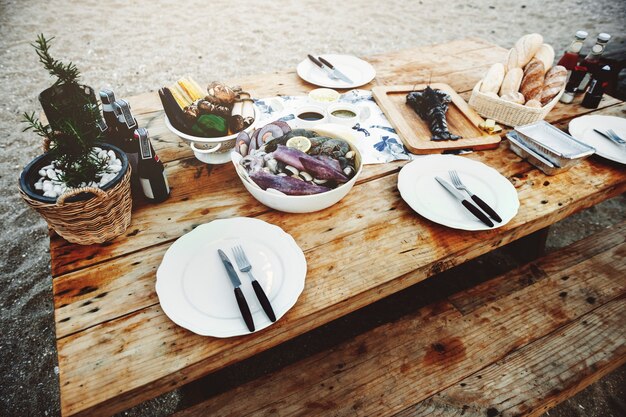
254, 90, 415, 165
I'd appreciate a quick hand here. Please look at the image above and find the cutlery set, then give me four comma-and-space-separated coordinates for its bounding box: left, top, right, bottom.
218, 246, 276, 332
307, 55, 353, 84
593, 128, 626, 147
436, 170, 502, 228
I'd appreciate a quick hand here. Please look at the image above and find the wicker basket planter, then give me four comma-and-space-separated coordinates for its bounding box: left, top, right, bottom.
468, 81, 565, 127
19, 143, 132, 245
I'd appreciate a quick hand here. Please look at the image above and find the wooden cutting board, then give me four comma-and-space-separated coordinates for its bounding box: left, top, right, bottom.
372, 83, 501, 154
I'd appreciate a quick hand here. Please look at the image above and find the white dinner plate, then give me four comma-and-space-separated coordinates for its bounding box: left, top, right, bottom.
568, 115, 626, 164
156, 217, 306, 337
296, 54, 376, 89
398, 155, 519, 231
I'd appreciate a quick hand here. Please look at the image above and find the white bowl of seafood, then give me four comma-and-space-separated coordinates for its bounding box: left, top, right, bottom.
159, 77, 259, 164
231, 122, 362, 213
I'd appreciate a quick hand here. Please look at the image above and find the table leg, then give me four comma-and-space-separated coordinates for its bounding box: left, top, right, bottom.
506, 226, 550, 263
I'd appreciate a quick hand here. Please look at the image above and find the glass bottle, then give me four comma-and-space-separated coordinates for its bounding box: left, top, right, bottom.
99, 89, 120, 147
136, 128, 170, 203
112, 99, 139, 186
577, 33, 611, 91
582, 65, 611, 109
557, 30, 588, 78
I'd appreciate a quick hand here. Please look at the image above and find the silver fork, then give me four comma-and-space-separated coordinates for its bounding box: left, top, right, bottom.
448, 170, 502, 223
232, 245, 277, 322
606, 129, 626, 146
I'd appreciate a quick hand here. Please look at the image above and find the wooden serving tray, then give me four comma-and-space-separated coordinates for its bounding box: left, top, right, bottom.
372, 83, 501, 154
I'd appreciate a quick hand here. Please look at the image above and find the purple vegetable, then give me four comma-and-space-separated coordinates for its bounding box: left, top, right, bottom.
299, 156, 349, 183
250, 171, 331, 195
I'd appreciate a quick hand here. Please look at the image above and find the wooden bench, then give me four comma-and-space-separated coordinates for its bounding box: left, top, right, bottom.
174, 221, 626, 417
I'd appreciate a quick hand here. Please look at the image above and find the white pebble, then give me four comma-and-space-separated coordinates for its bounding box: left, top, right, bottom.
107, 150, 116, 160
111, 158, 122, 166
53, 185, 63, 194
41, 164, 53, 171
93, 147, 102, 153
38, 169, 47, 177
46, 169, 57, 180
43, 190, 57, 198
109, 164, 122, 173
98, 150, 108, 160
34, 181, 44, 190
42, 181, 53, 192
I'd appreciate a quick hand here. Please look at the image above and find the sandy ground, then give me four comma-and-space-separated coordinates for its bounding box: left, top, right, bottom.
1, 0, 625, 416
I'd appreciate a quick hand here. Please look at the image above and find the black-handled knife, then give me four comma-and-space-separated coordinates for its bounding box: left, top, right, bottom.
251, 280, 276, 322
435, 176, 494, 228
470, 195, 502, 223
218, 249, 255, 332
307, 54, 325, 69
318, 56, 354, 83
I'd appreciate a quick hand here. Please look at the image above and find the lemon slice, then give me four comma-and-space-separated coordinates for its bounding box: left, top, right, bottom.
286, 136, 311, 153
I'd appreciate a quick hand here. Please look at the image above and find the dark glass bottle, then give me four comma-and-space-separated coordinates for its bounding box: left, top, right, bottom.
112, 99, 139, 186
99, 89, 120, 146
135, 128, 170, 203
582, 65, 611, 109
577, 33, 611, 91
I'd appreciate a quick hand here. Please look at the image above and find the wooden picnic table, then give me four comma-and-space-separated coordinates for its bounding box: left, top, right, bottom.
50, 38, 626, 417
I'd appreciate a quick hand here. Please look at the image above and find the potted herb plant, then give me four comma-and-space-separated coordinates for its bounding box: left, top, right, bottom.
18, 34, 132, 245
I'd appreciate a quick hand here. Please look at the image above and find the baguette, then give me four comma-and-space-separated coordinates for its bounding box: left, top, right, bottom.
520, 58, 545, 102
500, 92, 526, 104
505, 47, 521, 71
525, 99, 542, 108
539, 65, 567, 105
480, 63, 505, 94
499, 68, 523, 96
534, 44, 555, 73
514, 33, 543, 68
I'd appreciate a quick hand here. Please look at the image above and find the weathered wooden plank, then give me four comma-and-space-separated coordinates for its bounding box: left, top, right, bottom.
399, 297, 626, 417
172, 227, 626, 417
55, 162, 626, 416
449, 221, 626, 315
52, 147, 626, 338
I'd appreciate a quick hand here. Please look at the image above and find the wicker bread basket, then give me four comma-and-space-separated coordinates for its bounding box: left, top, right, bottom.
468, 81, 564, 127
19, 145, 133, 245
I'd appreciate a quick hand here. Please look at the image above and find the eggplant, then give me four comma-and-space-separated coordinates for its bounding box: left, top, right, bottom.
159, 87, 194, 134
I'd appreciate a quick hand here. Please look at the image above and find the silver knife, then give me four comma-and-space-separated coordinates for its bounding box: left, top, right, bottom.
435, 176, 494, 228
318, 56, 353, 84
218, 249, 255, 332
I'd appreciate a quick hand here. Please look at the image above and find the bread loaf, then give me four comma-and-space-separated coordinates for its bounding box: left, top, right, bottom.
534, 44, 555, 73
520, 58, 545, 102
505, 48, 521, 71
525, 99, 542, 108
480, 63, 505, 94
514, 33, 543, 67
499, 68, 523, 96
539, 65, 567, 105
500, 92, 526, 104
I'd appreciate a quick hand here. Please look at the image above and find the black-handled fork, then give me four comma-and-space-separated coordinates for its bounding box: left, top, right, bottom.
232, 245, 277, 322
449, 170, 502, 223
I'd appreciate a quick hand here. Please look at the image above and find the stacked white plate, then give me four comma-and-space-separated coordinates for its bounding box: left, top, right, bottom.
156, 217, 306, 337
569, 115, 626, 165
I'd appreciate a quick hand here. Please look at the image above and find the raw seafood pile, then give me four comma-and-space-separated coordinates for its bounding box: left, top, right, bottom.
406, 86, 461, 141
158, 77, 255, 137
235, 122, 358, 196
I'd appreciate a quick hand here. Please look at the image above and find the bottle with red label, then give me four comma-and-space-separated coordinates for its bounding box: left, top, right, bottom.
557, 30, 588, 79
135, 128, 170, 203
576, 33, 611, 92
